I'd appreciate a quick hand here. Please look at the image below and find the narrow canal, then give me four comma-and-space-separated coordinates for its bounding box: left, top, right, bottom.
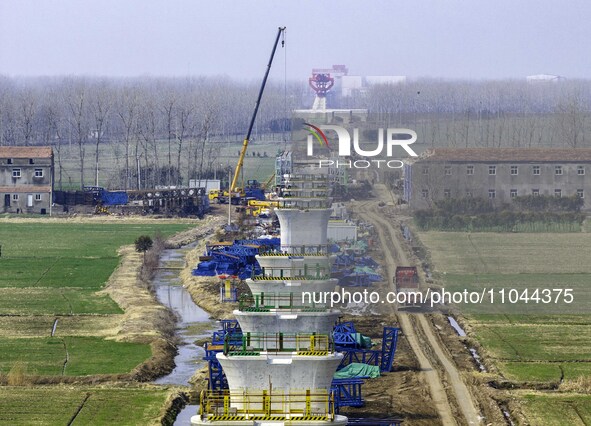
151, 245, 215, 424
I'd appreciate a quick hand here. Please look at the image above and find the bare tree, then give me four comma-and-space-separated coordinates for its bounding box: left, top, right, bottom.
116, 86, 138, 190
88, 81, 113, 186
64, 79, 90, 189
556, 92, 586, 148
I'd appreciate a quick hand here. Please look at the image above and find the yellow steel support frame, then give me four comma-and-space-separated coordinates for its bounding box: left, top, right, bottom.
200, 389, 333, 420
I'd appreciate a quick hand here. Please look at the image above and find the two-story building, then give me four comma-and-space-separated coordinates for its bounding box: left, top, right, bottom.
0, 146, 54, 214
404, 148, 591, 210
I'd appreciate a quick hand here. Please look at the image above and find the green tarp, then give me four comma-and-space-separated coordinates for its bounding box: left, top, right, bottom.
333, 363, 380, 379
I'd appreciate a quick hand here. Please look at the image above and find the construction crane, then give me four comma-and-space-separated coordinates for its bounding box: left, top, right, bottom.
212, 26, 286, 205
231, 26, 286, 193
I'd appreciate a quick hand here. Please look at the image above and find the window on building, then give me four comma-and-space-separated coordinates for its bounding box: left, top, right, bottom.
29, 158, 35, 165
12, 168, 21, 178
421, 189, 429, 198
577, 189, 584, 198
555, 165, 563, 175
533, 165, 540, 175
35, 193, 42, 201
489, 165, 496, 175
555, 189, 562, 198
7, 158, 13, 164
466, 191, 473, 198
444, 165, 452, 175
444, 189, 451, 198
489, 189, 496, 199
422, 167, 429, 175
511, 165, 519, 175
12, 194, 18, 200
467, 165, 474, 175
532, 189, 540, 196
578, 166, 585, 175
34, 168, 43, 177
510, 189, 518, 198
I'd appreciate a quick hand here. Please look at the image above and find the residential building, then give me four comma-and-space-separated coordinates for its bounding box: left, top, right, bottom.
0, 146, 53, 214
404, 148, 591, 210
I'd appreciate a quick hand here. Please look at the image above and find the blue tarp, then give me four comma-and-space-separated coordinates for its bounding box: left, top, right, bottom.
100, 190, 129, 206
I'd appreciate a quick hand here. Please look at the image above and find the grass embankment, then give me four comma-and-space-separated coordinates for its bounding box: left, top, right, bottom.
179, 215, 235, 319
418, 230, 591, 424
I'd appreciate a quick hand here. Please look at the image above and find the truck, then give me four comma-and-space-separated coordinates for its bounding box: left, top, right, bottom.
394, 266, 419, 292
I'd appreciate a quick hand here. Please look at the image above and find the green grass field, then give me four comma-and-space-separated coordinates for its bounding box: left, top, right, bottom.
0, 220, 193, 376
420, 232, 591, 275
0, 222, 191, 311
0, 386, 171, 425
0, 337, 151, 375
0, 288, 122, 315
418, 230, 591, 424
519, 393, 591, 426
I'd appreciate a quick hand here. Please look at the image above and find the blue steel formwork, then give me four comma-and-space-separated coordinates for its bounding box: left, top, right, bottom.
337, 327, 400, 373
331, 378, 364, 410
211, 320, 242, 345
379, 327, 400, 372
203, 343, 227, 391
332, 322, 359, 348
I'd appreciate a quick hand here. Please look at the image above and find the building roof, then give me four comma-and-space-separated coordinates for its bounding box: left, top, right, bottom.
0, 146, 53, 159
0, 186, 51, 193
420, 148, 591, 163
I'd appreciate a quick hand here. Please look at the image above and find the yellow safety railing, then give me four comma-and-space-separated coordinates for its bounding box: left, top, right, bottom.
223, 332, 332, 355
252, 265, 330, 280
199, 389, 335, 421
258, 244, 331, 257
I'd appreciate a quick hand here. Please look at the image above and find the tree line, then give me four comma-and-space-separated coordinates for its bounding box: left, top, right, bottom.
0, 76, 307, 190
1, 75, 590, 190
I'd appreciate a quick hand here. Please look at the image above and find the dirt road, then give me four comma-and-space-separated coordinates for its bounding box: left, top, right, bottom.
351, 184, 481, 426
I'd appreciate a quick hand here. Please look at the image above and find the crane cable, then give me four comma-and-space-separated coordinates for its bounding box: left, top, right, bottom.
283, 29, 288, 147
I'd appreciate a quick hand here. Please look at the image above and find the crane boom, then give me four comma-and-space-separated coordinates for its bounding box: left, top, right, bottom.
230, 26, 286, 193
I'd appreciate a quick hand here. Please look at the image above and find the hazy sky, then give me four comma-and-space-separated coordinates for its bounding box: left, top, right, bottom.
1, 0, 590, 81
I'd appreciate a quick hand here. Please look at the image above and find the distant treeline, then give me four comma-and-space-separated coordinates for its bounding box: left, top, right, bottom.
415, 196, 586, 232
1, 76, 591, 189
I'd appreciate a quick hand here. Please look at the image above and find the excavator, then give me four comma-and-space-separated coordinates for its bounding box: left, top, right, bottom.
210, 27, 286, 205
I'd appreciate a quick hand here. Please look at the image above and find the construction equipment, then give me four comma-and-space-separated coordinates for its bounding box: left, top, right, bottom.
209, 27, 286, 204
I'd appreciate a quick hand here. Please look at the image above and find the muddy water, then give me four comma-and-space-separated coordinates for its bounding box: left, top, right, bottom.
153, 246, 216, 386
448, 316, 487, 372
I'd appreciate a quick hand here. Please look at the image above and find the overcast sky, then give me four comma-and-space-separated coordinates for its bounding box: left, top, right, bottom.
1, 0, 590, 82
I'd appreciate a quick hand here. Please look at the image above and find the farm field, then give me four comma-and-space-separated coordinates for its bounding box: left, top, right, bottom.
0, 386, 173, 425
418, 230, 591, 423
518, 393, 591, 426
0, 219, 193, 376
419, 232, 591, 275
0, 337, 152, 375
0, 222, 191, 313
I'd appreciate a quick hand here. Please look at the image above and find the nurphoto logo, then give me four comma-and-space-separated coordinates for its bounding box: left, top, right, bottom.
304, 123, 419, 169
